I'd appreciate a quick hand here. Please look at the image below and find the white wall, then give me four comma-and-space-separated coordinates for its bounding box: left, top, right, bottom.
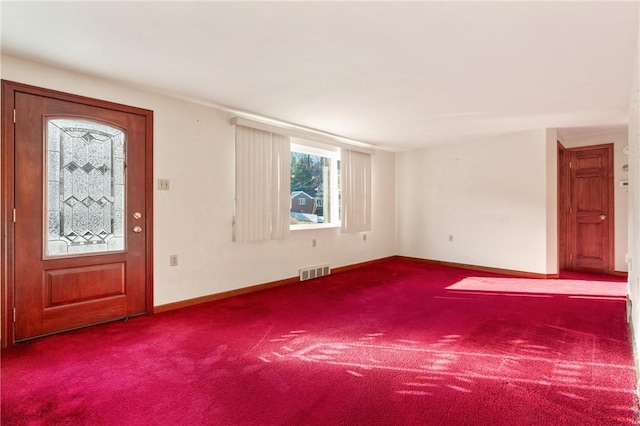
396, 129, 557, 275
628, 25, 640, 367
1, 55, 397, 306
559, 130, 630, 272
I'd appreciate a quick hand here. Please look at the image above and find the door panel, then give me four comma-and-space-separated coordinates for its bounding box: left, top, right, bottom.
5, 82, 153, 342
568, 145, 613, 273
45, 263, 125, 306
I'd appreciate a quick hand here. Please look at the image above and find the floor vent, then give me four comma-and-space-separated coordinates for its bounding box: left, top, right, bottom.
299, 265, 331, 281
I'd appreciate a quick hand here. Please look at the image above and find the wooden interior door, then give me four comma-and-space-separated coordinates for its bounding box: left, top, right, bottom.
2, 81, 153, 345
567, 144, 614, 273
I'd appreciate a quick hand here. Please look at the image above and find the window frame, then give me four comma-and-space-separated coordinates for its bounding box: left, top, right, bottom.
290, 140, 341, 230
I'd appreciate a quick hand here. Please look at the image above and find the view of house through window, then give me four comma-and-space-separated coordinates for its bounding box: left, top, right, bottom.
290, 142, 340, 227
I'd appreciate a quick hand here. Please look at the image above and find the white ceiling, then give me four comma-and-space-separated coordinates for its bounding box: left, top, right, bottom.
1, 1, 638, 151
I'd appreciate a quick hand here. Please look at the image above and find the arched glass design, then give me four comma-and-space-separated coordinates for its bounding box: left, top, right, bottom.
45, 118, 125, 257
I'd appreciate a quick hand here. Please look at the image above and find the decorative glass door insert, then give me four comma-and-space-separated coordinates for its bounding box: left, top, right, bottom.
45, 118, 125, 257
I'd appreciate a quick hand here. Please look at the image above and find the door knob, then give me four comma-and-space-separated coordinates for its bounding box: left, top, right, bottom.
133, 226, 143, 233
133, 212, 142, 220
599, 214, 607, 220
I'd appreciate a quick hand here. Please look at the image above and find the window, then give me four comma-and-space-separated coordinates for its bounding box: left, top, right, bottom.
45, 118, 125, 256
290, 141, 340, 228
232, 116, 372, 239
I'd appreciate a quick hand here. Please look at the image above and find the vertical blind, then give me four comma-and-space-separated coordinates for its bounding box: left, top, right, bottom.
234, 126, 291, 242
341, 149, 372, 233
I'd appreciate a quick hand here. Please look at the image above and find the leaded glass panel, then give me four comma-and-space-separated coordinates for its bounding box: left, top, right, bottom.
45, 118, 125, 257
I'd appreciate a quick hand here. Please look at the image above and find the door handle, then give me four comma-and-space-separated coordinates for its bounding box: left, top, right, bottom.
599, 214, 607, 220
133, 226, 143, 233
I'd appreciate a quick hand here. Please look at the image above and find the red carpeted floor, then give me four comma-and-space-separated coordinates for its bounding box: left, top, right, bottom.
2, 258, 638, 425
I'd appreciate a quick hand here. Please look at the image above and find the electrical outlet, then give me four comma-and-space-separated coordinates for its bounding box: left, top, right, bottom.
449, 235, 454, 242
170, 255, 178, 266
363, 234, 367, 242
311, 239, 317, 248
158, 179, 170, 190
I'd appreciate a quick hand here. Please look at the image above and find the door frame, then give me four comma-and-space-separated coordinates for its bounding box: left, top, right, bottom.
557, 141, 569, 270
557, 142, 614, 274
1, 80, 154, 349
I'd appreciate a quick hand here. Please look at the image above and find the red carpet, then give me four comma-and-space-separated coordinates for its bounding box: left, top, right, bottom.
2, 258, 638, 425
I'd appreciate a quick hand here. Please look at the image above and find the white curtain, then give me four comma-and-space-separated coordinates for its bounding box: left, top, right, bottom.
235, 126, 291, 242
341, 149, 372, 233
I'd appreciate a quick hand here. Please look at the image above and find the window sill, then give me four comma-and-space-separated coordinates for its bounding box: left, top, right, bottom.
291, 223, 341, 231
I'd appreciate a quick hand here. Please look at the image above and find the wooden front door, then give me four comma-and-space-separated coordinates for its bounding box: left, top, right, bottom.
567, 144, 614, 273
2, 81, 153, 345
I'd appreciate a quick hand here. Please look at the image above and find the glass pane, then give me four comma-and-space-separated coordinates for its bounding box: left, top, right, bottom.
290, 152, 332, 225
45, 118, 125, 257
